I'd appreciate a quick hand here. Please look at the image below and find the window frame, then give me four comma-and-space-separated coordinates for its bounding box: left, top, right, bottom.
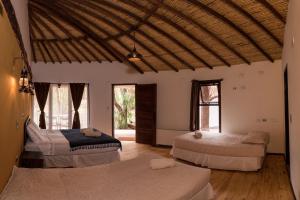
32, 83, 90, 130
198, 80, 222, 133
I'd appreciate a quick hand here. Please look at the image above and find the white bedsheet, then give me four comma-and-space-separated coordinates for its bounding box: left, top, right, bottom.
1, 154, 214, 200
174, 132, 266, 157
25, 130, 120, 156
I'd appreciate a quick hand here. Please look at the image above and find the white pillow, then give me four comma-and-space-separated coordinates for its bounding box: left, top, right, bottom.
242, 131, 270, 145
26, 122, 47, 143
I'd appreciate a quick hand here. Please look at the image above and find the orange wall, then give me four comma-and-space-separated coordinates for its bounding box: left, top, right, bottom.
0, 2, 31, 191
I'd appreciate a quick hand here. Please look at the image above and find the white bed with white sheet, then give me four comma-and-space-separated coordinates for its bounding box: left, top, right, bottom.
25, 119, 121, 168
0, 154, 214, 200
171, 131, 269, 171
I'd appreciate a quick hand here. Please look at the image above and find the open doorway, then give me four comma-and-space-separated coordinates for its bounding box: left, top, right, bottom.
112, 85, 136, 141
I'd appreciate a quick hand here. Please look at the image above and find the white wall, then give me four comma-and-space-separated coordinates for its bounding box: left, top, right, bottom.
11, 0, 30, 61
282, 0, 300, 198
32, 60, 285, 153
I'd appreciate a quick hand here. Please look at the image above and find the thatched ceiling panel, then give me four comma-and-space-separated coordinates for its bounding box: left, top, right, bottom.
29, 0, 288, 73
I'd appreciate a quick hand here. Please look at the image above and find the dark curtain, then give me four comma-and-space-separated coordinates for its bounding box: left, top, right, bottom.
70, 83, 86, 129
34, 82, 50, 129
189, 80, 200, 131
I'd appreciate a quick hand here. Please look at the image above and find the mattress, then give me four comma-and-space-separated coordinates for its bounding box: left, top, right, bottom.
25, 129, 120, 156
172, 147, 264, 171
25, 141, 120, 156
173, 132, 266, 157
0, 154, 214, 200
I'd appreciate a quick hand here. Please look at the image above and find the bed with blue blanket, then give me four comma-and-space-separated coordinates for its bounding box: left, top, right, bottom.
24, 119, 122, 168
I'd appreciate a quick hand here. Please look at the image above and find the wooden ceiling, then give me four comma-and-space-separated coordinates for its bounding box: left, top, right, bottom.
28, 0, 288, 73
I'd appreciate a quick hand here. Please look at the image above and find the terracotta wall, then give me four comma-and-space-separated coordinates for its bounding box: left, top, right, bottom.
0, 2, 31, 191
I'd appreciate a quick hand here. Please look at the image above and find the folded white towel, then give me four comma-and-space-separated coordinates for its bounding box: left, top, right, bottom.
80, 128, 102, 137
150, 158, 176, 170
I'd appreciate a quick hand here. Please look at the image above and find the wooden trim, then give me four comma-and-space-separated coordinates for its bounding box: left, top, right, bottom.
187, 0, 274, 62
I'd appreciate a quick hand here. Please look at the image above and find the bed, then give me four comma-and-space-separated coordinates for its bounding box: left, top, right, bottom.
0, 154, 214, 200
24, 118, 122, 168
171, 131, 269, 171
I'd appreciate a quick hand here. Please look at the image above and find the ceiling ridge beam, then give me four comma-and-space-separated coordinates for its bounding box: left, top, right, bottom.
187, 0, 274, 62
222, 0, 282, 47
122, 0, 231, 67
90, 0, 212, 69
65, 0, 194, 70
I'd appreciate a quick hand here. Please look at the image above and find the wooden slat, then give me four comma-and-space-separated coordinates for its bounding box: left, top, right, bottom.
187, 0, 274, 62
222, 0, 282, 47
123, 0, 231, 67
91, 0, 213, 69
256, 0, 286, 23
63, 0, 184, 71
31, 0, 144, 73
54, 0, 158, 72
150, 0, 251, 65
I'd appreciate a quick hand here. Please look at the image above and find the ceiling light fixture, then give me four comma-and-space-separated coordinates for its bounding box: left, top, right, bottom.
127, 31, 142, 62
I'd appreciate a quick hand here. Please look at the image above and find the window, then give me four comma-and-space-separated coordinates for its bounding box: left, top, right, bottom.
33, 84, 89, 130
199, 81, 221, 132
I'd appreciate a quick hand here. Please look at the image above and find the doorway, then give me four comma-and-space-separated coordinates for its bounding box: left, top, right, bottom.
284, 67, 290, 174
112, 85, 136, 141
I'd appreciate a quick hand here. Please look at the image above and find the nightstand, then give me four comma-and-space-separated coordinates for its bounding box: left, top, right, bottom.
20, 151, 44, 168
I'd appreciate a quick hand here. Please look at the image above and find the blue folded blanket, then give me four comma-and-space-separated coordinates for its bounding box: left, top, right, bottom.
61, 129, 122, 151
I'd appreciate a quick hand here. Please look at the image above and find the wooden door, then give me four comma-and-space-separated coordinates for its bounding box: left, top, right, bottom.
135, 84, 157, 145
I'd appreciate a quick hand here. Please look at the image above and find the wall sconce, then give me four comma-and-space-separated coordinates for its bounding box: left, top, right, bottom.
19, 67, 29, 93
19, 67, 34, 95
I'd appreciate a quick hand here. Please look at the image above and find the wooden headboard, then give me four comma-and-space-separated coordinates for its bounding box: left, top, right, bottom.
23, 116, 31, 145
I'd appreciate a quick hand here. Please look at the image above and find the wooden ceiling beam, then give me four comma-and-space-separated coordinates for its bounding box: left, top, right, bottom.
187, 0, 274, 62
55, 0, 159, 72
29, 13, 55, 63
66, 0, 192, 70
122, 0, 231, 67
31, 0, 131, 65
30, 5, 108, 63
30, 35, 37, 63
30, 6, 103, 63
149, 0, 251, 65
30, 23, 46, 63
255, 0, 286, 24
222, 0, 282, 47
84, 39, 113, 62
30, 10, 72, 63
31, 0, 144, 73
103, 1, 161, 41
90, 0, 212, 69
